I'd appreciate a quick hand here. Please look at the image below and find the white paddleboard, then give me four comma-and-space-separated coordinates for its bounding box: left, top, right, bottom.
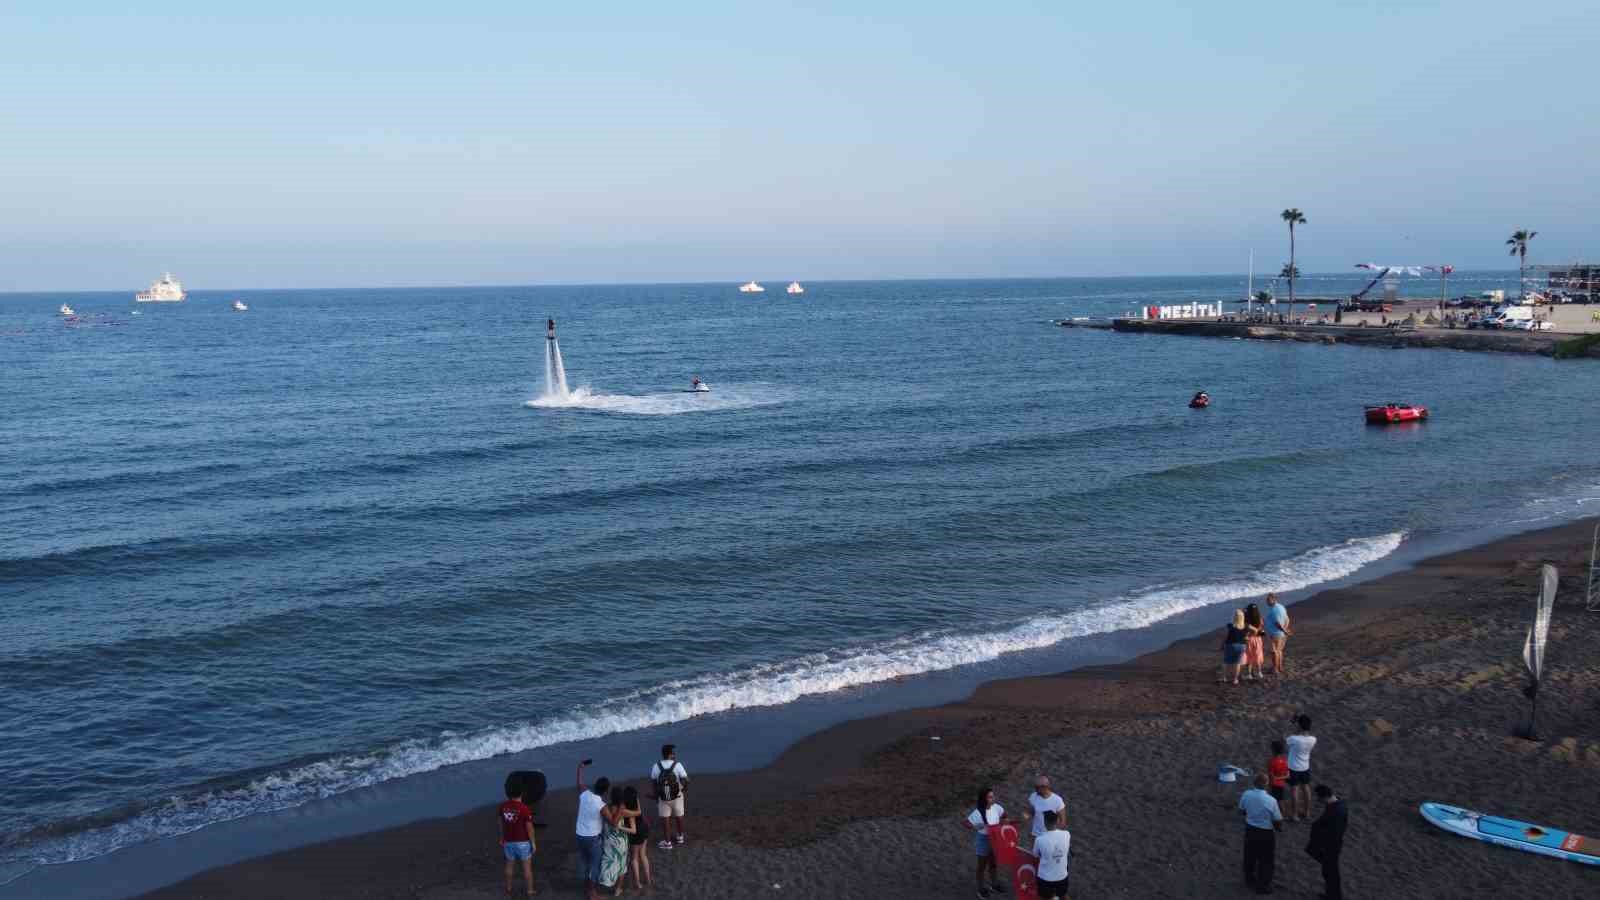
1420, 802, 1600, 866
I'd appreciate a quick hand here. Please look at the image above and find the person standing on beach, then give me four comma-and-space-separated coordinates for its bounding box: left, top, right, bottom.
1306, 785, 1347, 900
1243, 603, 1266, 681
1238, 773, 1284, 894
1026, 775, 1066, 843
1285, 715, 1318, 821
1264, 593, 1293, 677
622, 786, 653, 892
498, 780, 537, 897
649, 744, 689, 850
1028, 809, 1071, 899
575, 763, 609, 900
963, 787, 1006, 898
1265, 740, 1289, 807
1220, 609, 1248, 685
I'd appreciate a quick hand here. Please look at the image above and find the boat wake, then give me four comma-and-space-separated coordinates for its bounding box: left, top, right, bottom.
1, 531, 1401, 881
524, 385, 783, 416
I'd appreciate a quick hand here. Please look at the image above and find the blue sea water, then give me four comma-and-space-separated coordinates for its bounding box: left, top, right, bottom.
3, 274, 1599, 888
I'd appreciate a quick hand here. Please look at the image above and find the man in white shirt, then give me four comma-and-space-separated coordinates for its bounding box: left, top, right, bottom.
1285, 714, 1318, 822
1028, 810, 1071, 899
649, 743, 690, 850
1238, 773, 1284, 894
1026, 775, 1066, 841
575, 762, 609, 900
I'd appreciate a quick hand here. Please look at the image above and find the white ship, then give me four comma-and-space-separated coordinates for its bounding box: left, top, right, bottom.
59, 303, 76, 316
232, 300, 248, 311
786, 281, 804, 294
738, 280, 765, 293
135, 272, 187, 303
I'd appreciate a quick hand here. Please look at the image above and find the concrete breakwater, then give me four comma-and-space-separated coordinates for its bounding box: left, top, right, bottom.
1103, 318, 1600, 358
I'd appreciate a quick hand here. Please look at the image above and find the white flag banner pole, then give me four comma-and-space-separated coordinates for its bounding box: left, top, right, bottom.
1516, 564, 1557, 741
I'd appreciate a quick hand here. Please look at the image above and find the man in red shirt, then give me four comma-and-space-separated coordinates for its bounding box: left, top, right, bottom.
499, 781, 537, 896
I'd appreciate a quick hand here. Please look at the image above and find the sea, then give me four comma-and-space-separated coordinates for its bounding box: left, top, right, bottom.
4, 273, 1599, 896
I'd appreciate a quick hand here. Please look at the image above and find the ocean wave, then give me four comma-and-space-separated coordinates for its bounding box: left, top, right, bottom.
0, 531, 1402, 878
525, 385, 786, 416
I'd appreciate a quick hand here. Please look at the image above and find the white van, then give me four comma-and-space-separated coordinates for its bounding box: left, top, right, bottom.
1486, 306, 1535, 328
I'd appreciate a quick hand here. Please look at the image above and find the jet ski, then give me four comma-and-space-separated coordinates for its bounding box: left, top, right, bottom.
684, 378, 711, 394
1189, 392, 1210, 409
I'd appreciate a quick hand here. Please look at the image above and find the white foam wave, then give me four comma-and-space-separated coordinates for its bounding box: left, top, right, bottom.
525, 385, 783, 416
4, 531, 1401, 876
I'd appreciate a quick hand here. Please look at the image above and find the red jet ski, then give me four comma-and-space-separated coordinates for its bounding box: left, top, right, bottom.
1365, 403, 1428, 424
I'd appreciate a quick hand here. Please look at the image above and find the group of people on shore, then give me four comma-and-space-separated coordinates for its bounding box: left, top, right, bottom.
495, 744, 689, 898
961, 775, 1072, 899
1219, 591, 1293, 685
1238, 714, 1347, 897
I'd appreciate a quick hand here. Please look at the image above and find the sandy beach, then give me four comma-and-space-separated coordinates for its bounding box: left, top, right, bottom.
136, 519, 1600, 899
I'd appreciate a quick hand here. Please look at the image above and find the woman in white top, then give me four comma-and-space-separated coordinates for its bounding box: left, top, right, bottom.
962, 786, 1007, 898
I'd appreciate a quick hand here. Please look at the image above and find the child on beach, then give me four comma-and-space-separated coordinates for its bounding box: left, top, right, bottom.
1286, 715, 1318, 821
1266, 740, 1289, 806
963, 787, 1007, 898
498, 780, 537, 897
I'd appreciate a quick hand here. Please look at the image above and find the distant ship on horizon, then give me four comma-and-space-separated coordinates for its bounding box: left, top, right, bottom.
786, 281, 804, 294
136, 272, 186, 303
739, 280, 765, 293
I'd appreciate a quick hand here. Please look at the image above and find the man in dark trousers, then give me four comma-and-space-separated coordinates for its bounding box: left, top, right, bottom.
1306, 784, 1348, 900
1238, 773, 1284, 894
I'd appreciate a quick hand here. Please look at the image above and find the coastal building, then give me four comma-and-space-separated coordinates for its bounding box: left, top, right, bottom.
1533, 264, 1599, 303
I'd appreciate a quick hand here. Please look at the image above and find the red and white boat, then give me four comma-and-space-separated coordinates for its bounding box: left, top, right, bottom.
1365, 403, 1428, 424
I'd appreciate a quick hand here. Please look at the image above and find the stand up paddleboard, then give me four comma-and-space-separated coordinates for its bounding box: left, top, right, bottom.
1420, 802, 1600, 866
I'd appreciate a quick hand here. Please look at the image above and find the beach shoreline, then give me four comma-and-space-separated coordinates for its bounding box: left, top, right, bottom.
116, 517, 1600, 899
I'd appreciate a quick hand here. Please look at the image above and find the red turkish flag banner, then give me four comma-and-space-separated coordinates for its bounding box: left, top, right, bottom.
987, 824, 1041, 900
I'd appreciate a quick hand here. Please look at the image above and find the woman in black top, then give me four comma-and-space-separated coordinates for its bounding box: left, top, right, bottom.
623, 786, 652, 891
1220, 609, 1248, 685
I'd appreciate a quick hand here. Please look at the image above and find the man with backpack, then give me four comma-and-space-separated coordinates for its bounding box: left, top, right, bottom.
649, 744, 689, 850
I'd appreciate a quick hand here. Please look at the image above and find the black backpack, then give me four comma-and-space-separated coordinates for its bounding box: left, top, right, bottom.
655, 761, 681, 801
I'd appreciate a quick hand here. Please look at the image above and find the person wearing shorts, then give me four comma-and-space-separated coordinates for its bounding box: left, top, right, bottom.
1264, 593, 1292, 677
650, 744, 689, 850
499, 781, 537, 897
1220, 609, 1248, 685
1030, 810, 1071, 899
1285, 715, 1318, 821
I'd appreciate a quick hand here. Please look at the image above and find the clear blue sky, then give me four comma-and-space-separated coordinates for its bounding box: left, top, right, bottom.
3, 1, 1596, 290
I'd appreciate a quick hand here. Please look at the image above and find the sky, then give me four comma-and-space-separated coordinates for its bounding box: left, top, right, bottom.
2, 1, 1597, 290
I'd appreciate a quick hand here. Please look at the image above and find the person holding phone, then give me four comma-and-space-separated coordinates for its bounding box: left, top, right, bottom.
575, 760, 609, 900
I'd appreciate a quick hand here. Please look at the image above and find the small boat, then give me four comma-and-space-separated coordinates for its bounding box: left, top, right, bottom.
1421, 802, 1600, 866
59, 303, 76, 316
232, 300, 248, 312
738, 281, 765, 293
786, 281, 804, 294
1365, 403, 1428, 424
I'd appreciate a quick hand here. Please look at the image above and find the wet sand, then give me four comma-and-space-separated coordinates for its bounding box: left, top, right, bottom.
140, 519, 1600, 898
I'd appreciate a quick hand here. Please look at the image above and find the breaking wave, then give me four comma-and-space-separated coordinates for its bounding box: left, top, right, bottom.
1, 531, 1402, 881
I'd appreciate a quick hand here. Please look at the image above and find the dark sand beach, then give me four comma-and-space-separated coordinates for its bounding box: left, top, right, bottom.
140, 519, 1600, 899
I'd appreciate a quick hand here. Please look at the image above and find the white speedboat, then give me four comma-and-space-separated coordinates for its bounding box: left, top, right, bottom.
136, 272, 187, 302
59, 303, 76, 316
738, 281, 765, 293
786, 282, 804, 294
232, 300, 248, 311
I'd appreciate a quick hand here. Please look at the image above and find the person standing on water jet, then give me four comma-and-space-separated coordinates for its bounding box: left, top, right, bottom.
547, 318, 556, 340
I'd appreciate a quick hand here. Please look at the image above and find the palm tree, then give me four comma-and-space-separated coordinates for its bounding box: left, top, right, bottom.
1507, 229, 1537, 300
1281, 209, 1306, 319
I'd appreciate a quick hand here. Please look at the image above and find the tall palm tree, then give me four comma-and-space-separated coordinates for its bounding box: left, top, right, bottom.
1507, 228, 1537, 300
1281, 209, 1306, 320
